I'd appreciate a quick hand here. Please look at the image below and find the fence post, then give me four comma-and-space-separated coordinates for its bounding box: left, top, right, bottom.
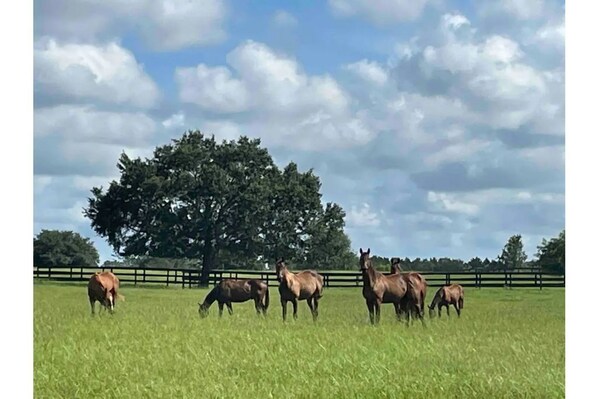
48, 267, 51, 280
167, 270, 170, 287
143, 268, 146, 283
540, 272, 543, 291
134, 269, 138, 286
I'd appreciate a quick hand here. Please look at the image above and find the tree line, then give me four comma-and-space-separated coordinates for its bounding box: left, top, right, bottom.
33, 130, 565, 279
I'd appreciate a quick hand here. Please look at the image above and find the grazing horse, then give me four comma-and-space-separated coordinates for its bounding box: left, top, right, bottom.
275, 259, 324, 322
359, 248, 408, 325
390, 257, 428, 324
88, 271, 124, 315
429, 284, 464, 318
198, 279, 269, 318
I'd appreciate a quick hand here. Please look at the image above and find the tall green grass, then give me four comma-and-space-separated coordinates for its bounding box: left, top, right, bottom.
34, 284, 564, 398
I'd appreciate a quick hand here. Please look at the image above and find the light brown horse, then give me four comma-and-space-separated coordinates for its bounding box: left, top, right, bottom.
275, 259, 324, 322
390, 257, 428, 324
198, 279, 269, 318
359, 248, 408, 325
429, 284, 464, 318
88, 271, 124, 314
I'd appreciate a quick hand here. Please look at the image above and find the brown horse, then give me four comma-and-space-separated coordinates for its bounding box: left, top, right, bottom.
88, 271, 124, 315
429, 284, 464, 318
198, 279, 269, 318
390, 257, 428, 324
359, 248, 408, 325
275, 259, 324, 322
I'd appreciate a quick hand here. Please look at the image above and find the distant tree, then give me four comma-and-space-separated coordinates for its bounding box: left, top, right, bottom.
535, 230, 565, 274
34, 230, 99, 267
498, 234, 528, 270
468, 257, 484, 271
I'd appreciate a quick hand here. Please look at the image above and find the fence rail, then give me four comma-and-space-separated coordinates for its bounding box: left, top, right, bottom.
33, 266, 564, 289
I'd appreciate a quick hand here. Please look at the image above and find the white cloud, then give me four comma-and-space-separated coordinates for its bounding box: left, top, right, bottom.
162, 112, 186, 129
345, 203, 381, 227
533, 18, 565, 50
176, 65, 249, 113
441, 13, 470, 31
177, 40, 374, 150
35, 0, 228, 51
328, 0, 432, 25
35, 105, 157, 146
427, 191, 479, 215
344, 60, 389, 85
35, 39, 160, 108
272, 10, 298, 28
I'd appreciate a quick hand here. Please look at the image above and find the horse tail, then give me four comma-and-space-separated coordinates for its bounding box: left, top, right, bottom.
458, 291, 464, 309
317, 274, 324, 298
264, 286, 270, 311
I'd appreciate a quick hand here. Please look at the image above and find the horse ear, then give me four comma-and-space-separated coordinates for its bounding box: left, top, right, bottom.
359, 248, 363, 254
367, 248, 370, 255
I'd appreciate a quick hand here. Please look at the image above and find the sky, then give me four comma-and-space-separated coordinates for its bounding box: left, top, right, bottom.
33, 0, 565, 264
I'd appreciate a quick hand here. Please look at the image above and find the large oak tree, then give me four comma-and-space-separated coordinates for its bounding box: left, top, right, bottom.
84, 131, 354, 282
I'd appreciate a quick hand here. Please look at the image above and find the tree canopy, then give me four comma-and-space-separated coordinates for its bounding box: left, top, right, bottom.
85, 131, 355, 281
498, 234, 528, 270
34, 229, 99, 267
535, 230, 565, 274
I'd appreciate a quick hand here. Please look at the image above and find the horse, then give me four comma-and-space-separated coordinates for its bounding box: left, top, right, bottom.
275, 258, 324, 322
198, 279, 269, 318
88, 271, 124, 315
429, 284, 464, 318
390, 257, 428, 324
359, 248, 408, 325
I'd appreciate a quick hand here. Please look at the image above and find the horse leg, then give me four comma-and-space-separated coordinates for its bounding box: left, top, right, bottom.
254, 298, 261, 315
393, 302, 401, 321
446, 304, 451, 318
366, 300, 375, 325
307, 298, 316, 322
218, 302, 224, 318
226, 302, 233, 316
374, 299, 381, 325
281, 299, 288, 321
292, 298, 298, 320
454, 302, 461, 317
313, 297, 319, 320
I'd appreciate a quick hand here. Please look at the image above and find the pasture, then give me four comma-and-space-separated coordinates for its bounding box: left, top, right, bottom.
34, 282, 564, 398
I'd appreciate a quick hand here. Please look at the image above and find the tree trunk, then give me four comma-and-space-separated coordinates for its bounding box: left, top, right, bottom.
199, 243, 215, 286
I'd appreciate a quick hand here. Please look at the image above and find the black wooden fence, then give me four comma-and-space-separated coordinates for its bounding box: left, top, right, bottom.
33, 266, 564, 289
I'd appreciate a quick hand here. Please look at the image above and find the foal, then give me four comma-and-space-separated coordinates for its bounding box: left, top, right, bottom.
275, 259, 324, 322
429, 284, 464, 318
390, 257, 427, 324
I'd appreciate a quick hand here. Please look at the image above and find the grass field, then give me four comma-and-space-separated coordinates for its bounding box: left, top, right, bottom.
34, 283, 564, 398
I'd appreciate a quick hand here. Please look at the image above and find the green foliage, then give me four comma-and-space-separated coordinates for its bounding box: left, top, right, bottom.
498, 234, 528, 270
84, 131, 354, 279
535, 230, 565, 274
34, 284, 565, 398
33, 229, 99, 267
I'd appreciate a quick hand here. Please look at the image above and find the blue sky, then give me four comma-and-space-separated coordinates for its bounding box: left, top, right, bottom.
33, 0, 565, 264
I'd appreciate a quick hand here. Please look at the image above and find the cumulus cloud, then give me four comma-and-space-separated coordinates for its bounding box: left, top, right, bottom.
162, 112, 186, 129
328, 0, 432, 25
344, 60, 389, 85
35, 0, 228, 50
176, 40, 374, 150
477, 0, 546, 20
35, 39, 160, 108
345, 203, 381, 227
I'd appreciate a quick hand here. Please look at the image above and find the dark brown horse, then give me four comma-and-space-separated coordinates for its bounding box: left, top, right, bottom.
198, 279, 269, 318
275, 259, 324, 322
359, 248, 408, 324
390, 257, 428, 324
429, 284, 464, 318
88, 271, 124, 315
